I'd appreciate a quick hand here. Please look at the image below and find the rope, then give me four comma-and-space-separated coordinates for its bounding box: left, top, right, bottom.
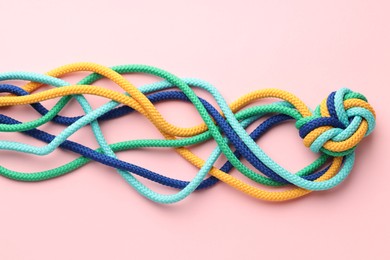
0, 62, 376, 204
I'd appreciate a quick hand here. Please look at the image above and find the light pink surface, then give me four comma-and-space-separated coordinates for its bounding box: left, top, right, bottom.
0, 1, 389, 259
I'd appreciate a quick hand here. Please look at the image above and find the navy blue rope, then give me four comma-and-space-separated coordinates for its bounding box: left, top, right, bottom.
326, 91, 339, 119
299, 117, 346, 138
0, 84, 330, 188
1, 84, 331, 182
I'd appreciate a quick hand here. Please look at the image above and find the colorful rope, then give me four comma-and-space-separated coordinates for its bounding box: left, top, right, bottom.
0, 62, 376, 204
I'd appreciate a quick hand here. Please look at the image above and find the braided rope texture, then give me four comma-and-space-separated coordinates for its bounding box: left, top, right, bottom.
0, 62, 376, 204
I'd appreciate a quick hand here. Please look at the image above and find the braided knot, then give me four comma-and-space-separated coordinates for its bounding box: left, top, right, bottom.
296, 88, 376, 156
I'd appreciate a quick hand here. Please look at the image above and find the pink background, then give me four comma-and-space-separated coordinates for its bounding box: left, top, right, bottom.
0, 1, 389, 259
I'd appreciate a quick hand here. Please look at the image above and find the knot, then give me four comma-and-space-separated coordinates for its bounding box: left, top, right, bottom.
296, 88, 376, 156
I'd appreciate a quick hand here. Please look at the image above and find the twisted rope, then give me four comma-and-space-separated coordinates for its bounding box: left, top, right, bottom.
0, 62, 376, 204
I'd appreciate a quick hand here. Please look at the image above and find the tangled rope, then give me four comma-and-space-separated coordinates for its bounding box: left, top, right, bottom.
0, 62, 376, 204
